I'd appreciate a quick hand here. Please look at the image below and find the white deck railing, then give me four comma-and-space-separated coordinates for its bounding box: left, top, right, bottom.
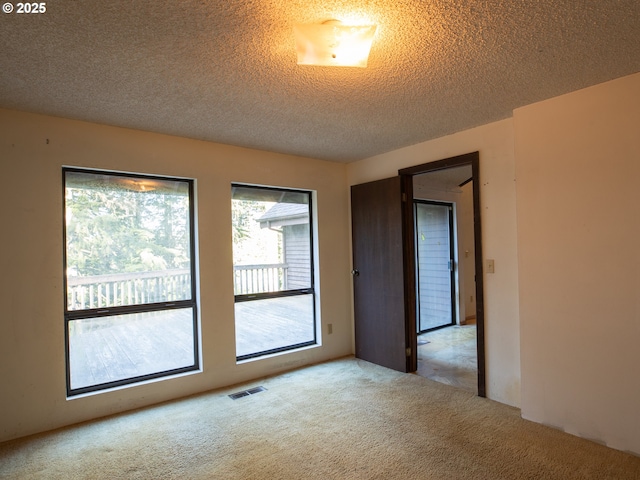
67, 269, 191, 310
67, 264, 289, 310
233, 263, 288, 295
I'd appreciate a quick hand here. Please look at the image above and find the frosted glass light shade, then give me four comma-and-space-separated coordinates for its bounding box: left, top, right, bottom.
294, 22, 377, 68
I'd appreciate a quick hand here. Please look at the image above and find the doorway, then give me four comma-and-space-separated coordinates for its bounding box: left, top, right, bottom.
411, 168, 478, 393
400, 152, 485, 396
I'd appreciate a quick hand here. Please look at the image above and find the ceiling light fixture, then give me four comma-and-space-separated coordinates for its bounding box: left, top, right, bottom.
294, 20, 377, 68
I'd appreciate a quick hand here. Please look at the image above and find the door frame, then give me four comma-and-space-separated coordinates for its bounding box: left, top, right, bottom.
399, 151, 486, 397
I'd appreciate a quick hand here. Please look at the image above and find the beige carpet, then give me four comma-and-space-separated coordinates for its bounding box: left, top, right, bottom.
1, 357, 639, 479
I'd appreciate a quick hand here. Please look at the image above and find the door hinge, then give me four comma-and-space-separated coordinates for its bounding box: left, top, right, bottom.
406, 347, 412, 356
402, 193, 407, 202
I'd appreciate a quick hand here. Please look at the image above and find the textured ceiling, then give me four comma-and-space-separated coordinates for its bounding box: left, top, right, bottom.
1, 1, 639, 162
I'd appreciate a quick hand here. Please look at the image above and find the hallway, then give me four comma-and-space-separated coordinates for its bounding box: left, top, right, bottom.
416, 321, 477, 393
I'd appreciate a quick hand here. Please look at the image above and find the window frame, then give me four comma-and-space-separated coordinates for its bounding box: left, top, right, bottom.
63, 167, 200, 397
231, 183, 317, 361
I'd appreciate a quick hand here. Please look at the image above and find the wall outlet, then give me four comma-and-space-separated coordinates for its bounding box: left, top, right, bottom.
327, 323, 333, 334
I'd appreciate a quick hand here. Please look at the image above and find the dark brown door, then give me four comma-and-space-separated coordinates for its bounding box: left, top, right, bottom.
351, 176, 410, 372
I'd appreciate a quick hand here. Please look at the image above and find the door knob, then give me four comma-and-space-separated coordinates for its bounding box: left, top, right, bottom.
351, 269, 360, 276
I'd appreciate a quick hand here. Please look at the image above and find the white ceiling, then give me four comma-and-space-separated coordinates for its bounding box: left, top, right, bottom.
1, 1, 639, 163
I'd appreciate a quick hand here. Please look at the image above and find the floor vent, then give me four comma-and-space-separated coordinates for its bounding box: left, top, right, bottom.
228, 386, 266, 400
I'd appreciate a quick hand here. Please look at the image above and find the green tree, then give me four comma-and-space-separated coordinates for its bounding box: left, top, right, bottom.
66, 180, 190, 277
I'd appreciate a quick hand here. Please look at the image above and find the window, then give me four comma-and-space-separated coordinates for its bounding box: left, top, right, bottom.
63, 169, 199, 396
231, 184, 316, 360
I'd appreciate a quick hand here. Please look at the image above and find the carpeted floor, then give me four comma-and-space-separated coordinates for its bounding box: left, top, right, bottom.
1, 356, 639, 479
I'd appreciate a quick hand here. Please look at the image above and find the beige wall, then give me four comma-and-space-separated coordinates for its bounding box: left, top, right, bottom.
515, 72, 640, 455
347, 119, 522, 407
0, 109, 353, 442
459, 183, 477, 320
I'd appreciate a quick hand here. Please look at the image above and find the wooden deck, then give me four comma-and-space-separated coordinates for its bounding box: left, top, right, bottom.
234, 294, 315, 357
68, 309, 196, 390
69, 295, 315, 389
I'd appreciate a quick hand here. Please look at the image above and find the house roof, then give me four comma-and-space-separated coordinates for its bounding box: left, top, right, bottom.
258, 203, 308, 228
1, 1, 639, 162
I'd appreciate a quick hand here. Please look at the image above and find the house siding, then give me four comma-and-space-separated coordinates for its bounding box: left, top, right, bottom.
283, 224, 311, 289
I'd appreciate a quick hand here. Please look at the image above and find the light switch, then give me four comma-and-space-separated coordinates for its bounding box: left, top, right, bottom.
486, 259, 495, 274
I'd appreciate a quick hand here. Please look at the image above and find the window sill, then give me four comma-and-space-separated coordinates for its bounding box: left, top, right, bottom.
66, 368, 203, 401
235, 342, 321, 366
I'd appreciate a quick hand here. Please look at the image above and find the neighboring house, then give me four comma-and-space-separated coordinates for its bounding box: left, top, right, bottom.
258, 203, 311, 290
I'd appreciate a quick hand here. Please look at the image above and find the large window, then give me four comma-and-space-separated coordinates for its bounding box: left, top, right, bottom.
63, 169, 199, 396
231, 184, 316, 360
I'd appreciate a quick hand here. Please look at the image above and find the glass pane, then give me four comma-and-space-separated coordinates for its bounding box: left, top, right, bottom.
416, 203, 453, 331
231, 186, 311, 294
68, 308, 195, 390
65, 171, 192, 310
235, 294, 315, 358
